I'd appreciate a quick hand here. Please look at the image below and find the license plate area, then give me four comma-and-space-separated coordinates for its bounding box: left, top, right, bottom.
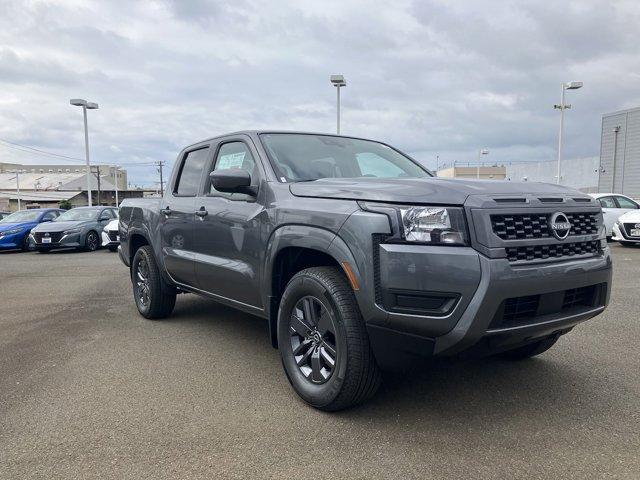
631, 229, 640, 237
42, 237, 52, 244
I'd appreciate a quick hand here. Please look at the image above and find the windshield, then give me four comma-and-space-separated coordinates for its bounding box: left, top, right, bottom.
260, 134, 431, 182
55, 208, 99, 222
0, 210, 41, 223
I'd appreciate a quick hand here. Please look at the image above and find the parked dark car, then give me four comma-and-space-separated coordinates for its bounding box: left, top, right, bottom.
0, 211, 10, 221
118, 131, 612, 411
0, 208, 64, 251
31, 206, 118, 252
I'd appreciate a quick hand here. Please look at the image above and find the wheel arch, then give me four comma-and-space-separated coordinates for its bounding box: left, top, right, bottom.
264, 225, 363, 348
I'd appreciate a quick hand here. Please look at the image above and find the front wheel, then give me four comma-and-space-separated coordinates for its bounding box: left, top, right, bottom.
131, 245, 176, 319
108, 245, 118, 252
84, 231, 99, 251
277, 267, 381, 411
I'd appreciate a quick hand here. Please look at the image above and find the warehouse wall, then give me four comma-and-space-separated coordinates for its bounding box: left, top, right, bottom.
599, 107, 640, 196
505, 157, 599, 192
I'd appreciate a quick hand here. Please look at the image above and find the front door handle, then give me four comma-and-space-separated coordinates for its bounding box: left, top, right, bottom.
195, 208, 208, 218
161, 207, 172, 216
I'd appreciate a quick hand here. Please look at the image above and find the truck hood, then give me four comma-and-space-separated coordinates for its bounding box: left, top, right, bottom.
289, 177, 584, 204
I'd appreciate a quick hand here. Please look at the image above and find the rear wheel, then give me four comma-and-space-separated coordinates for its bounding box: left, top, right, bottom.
278, 266, 381, 411
131, 245, 176, 319
84, 231, 99, 251
499, 336, 559, 360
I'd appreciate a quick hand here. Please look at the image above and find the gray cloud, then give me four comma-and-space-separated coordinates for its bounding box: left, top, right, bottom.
0, 0, 639, 186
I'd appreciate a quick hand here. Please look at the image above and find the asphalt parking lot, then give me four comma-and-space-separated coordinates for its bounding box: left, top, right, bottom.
1, 245, 639, 479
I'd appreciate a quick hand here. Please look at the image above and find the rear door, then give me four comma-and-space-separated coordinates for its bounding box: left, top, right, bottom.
193, 136, 266, 310
160, 146, 210, 286
597, 196, 618, 235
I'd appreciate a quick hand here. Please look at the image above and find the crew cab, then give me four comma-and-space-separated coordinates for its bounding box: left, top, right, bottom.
118, 131, 612, 410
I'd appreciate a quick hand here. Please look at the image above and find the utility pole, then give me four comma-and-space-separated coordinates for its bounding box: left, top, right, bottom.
157, 161, 165, 196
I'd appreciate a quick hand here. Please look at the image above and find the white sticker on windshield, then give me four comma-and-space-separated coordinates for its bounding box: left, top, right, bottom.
217, 152, 246, 170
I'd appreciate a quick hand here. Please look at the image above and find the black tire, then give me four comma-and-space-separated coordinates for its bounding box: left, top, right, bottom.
131, 245, 176, 319
84, 231, 99, 251
499, 336, 559, 360
277, 266, 381, 411
21, 235, 32, 252
620, 241, 637, 247
108, 245, 118, 252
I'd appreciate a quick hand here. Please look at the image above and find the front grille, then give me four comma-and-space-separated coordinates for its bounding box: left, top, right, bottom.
33, 232, 63, 243
489, 283, 604, 330
623, 223, 640, 237
491, 212, 598, 240
505, 240, 600, 262
108, 231, 118, 241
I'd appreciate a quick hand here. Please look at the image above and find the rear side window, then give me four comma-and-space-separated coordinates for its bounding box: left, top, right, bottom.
598, 197, 616, 208
175, 147, 209, 196
615, 196, 638, 209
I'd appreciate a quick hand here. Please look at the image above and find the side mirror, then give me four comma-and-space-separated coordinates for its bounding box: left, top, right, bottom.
41, 218, 52, 223
99, 216, 110, 223
209, 170, 257, 196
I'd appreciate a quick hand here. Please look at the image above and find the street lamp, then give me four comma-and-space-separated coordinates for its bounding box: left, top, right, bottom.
330, 75, 346, 134
70, 98, 99, 206
477, 149, 489, 179
554, 81, 582, 184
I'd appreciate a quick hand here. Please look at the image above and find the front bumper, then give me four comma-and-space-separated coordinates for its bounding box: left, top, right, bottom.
31, 232, 82, 249
0, 232, 26, 249
364, 243, 612, 366
101, 231, 119, 247
612, 222, 640, 243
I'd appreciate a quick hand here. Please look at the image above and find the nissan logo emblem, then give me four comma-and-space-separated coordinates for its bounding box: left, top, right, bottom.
549, 212, 571, 240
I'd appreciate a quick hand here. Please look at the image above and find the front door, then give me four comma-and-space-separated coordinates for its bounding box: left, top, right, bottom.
160, 146, 209, 286
193, 138, 266, 309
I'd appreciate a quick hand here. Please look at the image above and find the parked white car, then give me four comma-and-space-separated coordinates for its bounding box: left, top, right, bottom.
101, 218, 120, 252
589, 193, 639, 238
612, 210, 640, 247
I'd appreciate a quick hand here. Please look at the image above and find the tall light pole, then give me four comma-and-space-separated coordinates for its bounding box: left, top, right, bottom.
477, 149, 489, 178
554, 81, 582, 184
70, 98, 99, 206
10, 170, 21, 210
114, 165, 119, 207
330, 75, 346, 134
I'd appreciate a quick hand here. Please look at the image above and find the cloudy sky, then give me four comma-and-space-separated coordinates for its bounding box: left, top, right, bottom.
1, 0, 639, 186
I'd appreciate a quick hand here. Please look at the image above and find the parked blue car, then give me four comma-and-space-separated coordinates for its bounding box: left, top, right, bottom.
0, 208, 64, 251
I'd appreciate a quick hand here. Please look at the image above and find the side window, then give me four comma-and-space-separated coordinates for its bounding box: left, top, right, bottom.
356, 152, 405, 178
208, 142, 257, 199
598, 196, 616, 208
615, 196, 639, 209
174, 147, 209, 196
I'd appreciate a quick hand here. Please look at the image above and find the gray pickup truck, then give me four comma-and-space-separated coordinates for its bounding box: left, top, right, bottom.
118, 131, 612, 411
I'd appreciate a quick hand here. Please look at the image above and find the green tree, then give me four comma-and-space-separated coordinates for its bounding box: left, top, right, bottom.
59, 199, 72, 210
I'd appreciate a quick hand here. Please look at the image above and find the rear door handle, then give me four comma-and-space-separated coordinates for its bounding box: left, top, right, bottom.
195, 208, 208, 218
161, 207, 172, 216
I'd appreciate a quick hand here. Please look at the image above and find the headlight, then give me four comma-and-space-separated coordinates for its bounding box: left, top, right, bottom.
63, 228, 81, 235
0, 227, 24, 236
359, 202, 469, 246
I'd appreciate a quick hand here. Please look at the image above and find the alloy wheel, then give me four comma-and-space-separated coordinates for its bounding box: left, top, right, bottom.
289, 296, 338, 384
87, 232, 98, 251
135, 258, 151, 307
